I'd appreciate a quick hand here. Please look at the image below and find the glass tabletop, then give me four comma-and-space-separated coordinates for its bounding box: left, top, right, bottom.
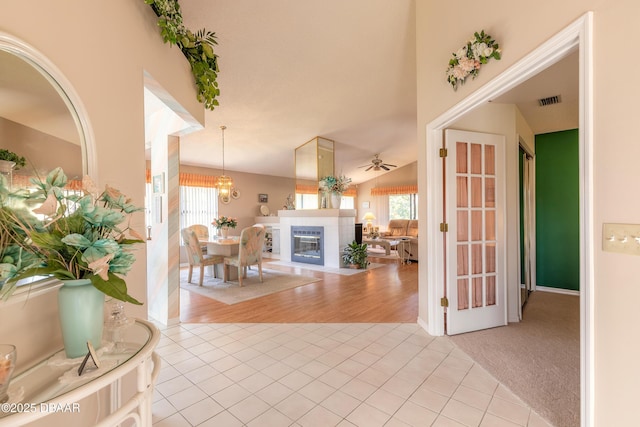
1, 319, 154, 416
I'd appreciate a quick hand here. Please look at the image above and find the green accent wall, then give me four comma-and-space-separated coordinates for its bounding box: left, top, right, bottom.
535, 129, 579, 291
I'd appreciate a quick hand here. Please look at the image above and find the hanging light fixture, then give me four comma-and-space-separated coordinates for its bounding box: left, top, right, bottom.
216, 125, 233, 198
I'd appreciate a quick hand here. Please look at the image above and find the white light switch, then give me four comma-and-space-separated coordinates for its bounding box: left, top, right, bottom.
602, 223, 640, 256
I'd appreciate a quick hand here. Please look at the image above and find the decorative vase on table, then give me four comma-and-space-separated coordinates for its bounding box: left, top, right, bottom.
331, 193, 342, 209
57, 279, 105, 358
220, 226, 229, 239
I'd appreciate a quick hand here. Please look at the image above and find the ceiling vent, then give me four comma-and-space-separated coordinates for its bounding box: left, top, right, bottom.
538, 95, 561, 106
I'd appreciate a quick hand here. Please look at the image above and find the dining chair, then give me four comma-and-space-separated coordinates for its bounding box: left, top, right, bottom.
223, 225, 266, 287
187, 224, 209, 253
181, 227, 224, 286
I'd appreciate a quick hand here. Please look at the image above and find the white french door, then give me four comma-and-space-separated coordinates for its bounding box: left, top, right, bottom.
444, 130, 507, 335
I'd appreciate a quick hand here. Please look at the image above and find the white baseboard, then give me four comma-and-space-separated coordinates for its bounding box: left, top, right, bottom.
536, 286, 580, 296
417, 316, 430, 335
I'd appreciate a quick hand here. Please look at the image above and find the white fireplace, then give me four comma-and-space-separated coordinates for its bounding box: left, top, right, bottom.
278, 209, 355, 268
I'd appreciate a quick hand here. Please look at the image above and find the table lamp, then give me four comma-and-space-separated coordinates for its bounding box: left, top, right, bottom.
362, 212, 376, 232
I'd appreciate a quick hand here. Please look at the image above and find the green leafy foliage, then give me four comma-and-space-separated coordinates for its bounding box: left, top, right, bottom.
0, 149, 26, 170
342, 241, 370, 269
145, 0, 220, 110
0, 168, 145, 304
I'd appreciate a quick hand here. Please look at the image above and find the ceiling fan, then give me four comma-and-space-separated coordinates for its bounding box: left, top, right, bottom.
359, 154, 397, 171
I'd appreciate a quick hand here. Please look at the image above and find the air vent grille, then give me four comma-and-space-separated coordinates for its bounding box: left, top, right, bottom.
538, 95, 561, 106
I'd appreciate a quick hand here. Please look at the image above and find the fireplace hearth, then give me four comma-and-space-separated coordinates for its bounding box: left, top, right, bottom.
291, 226, 324, 265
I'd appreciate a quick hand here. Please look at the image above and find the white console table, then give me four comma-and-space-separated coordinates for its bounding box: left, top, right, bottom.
0, 318, 160, 426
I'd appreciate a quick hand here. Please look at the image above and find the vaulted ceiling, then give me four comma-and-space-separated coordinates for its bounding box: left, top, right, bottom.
2, 1, 578, 184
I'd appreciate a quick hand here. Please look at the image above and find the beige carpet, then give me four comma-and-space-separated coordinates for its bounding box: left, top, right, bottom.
180, 268, 321, 305
448, 291, 580, 427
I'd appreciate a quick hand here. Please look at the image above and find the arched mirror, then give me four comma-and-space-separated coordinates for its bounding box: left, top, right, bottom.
0, 32, 92, 187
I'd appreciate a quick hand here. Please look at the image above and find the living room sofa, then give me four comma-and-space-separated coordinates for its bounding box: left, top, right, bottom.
380, 219, 418, 261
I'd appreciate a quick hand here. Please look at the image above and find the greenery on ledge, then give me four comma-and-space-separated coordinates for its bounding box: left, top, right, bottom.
144, 0, 220, 110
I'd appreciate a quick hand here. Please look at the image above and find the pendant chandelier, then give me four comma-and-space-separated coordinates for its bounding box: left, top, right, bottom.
216, 125, 233, 198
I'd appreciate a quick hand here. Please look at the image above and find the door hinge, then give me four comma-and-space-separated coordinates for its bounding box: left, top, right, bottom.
440, 223, 448, 232
440, 297, 449, 307
439, 148, 448, 157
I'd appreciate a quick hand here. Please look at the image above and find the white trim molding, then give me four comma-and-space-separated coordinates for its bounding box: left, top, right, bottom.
424, 12, 594, 427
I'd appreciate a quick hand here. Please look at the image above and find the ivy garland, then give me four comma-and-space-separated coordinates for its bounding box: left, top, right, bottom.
144, 0, 220, 110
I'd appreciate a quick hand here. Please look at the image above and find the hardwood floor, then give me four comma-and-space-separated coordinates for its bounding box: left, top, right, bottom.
179, 255, 418, 323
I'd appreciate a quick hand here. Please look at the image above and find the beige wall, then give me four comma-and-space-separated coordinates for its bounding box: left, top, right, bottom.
180, 164, 295, 232
417, 1, 640, 424
0, 2, 203, 423
0, 117, 83, 179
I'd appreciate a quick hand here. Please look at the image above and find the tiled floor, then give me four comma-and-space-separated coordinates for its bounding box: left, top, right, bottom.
151, 322, 553, 427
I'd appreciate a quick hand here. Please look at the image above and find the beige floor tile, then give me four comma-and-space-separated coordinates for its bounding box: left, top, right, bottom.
246, 408, 294, 427
320, 390, 361, 418
275, 392, 316, 421
228, 395, 271, 424
440, 398, 484, 427
365, 388, 406, 415
393, 400, 438, 427
179, 397, 224, 426
152, 324, 542, 427
487, 396, 531, 426
297, 404, 343, 427
298, 379, 337, 403
346, 402, 392, 427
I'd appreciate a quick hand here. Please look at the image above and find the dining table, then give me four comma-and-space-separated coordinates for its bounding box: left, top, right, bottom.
205, 236, 240, 280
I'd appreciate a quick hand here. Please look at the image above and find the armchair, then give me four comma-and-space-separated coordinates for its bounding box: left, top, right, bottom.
224, 225, 266, 287
181, 227, 224, 286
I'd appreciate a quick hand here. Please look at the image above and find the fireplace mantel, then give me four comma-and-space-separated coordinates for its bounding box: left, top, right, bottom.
278, 209, 356, 218
278, 209, 356, 268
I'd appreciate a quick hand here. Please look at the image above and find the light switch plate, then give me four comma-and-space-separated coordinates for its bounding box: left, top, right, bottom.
602, 223, 640, 256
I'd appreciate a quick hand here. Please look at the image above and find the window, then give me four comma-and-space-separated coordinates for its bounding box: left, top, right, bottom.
179, 185, 218, 239
389, 194, 418, 219
295, 193, 319, 209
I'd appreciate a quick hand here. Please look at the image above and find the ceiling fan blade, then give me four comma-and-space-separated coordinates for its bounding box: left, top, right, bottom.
365, 165, 374, 171
384, 163, 397, 168
381, 165, 389, 171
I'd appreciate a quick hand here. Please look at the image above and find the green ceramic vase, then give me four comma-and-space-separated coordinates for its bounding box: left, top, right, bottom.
57, 279, 105, 358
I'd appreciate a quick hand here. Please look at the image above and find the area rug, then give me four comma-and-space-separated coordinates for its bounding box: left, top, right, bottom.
266, 261, 385, 276
179, 268, 321, 305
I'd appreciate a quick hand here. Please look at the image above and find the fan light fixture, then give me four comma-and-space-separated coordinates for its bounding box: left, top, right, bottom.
216, 125, 233, 198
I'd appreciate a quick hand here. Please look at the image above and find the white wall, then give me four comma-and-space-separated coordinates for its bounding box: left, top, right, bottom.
416, 2, 640, 424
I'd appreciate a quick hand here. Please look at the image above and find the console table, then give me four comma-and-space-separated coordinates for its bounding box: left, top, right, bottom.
0, 318, 160, 426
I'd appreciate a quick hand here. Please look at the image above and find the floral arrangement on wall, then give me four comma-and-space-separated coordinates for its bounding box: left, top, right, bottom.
446, 30, 501, 90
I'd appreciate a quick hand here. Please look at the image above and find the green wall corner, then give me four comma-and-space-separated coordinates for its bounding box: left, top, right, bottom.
535, 129, 580, 291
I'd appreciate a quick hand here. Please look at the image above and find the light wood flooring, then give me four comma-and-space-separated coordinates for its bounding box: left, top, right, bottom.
179, 255, 418, 323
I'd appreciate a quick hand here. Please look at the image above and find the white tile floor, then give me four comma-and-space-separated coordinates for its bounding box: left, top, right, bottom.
151, 323, 553, 427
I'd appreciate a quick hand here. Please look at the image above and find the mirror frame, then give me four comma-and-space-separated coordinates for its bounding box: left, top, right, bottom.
0, 31, 95, 300
0, 31, 95, 179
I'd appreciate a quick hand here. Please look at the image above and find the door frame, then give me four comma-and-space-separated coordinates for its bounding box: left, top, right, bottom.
423, 12, 593, 426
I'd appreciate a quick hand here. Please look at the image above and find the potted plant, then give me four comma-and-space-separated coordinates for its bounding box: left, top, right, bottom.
212, 215, 237, 238
0, 149, 26, 173
342, 241, 370, 269
0, 167, 145, 357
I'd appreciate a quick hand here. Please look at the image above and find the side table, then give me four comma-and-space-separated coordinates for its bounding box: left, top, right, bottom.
0, 318, 160, 426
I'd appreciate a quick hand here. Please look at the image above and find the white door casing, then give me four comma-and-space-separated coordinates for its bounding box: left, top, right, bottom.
444, 129, 507, 335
